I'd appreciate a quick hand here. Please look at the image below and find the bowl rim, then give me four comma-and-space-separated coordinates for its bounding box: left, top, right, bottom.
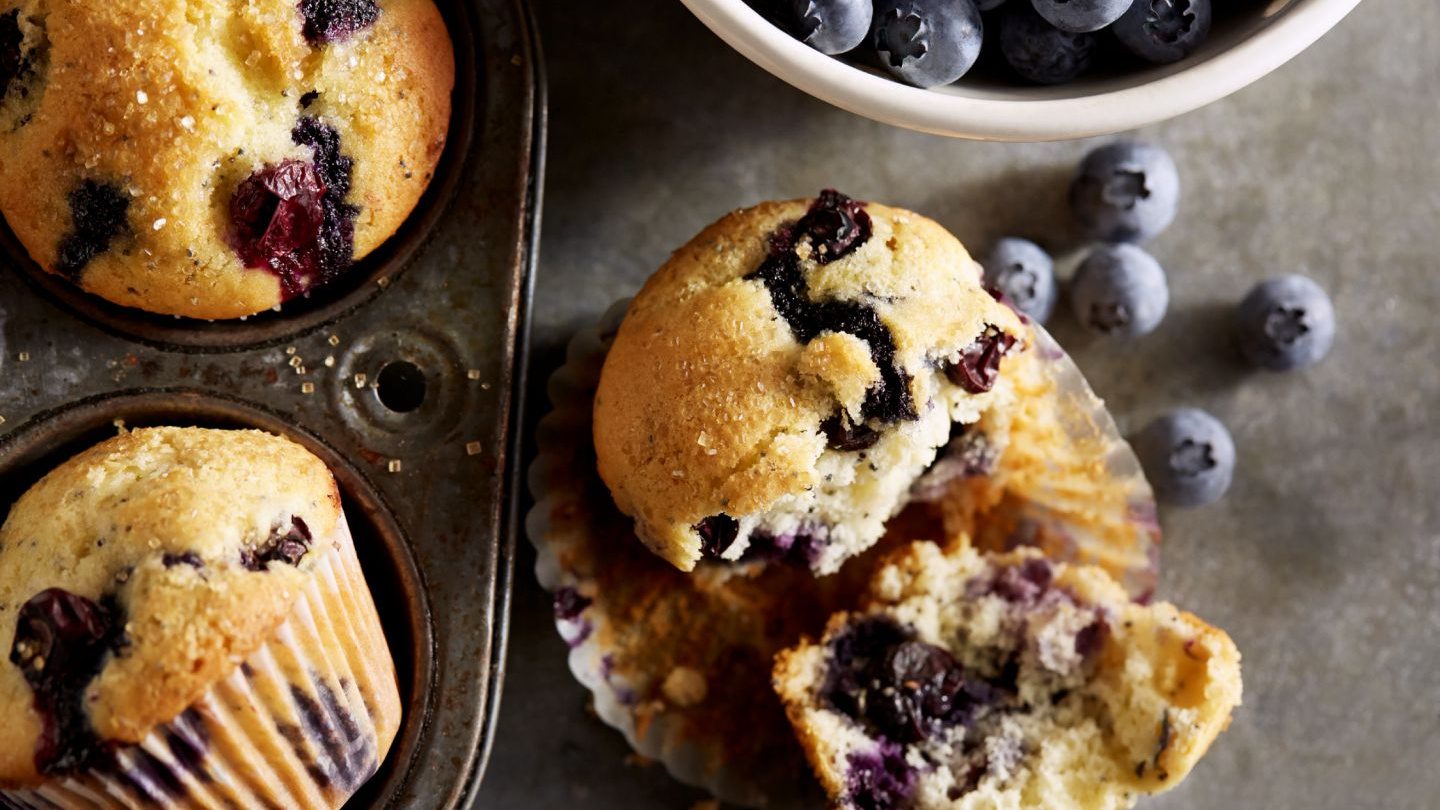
678, 0, 1363, 141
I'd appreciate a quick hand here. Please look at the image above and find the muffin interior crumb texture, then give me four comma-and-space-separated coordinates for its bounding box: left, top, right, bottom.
0, 0, 454, 319
774, 542, 1242, 810
595, 191, 1026, 575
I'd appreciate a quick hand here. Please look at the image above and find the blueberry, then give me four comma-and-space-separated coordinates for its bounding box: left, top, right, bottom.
1069, 140, 1180, 243
1134, 408, 1235, 507
1069, 244, 1168, 337
998, 4, 1097, 85
944, 326, 1017, 394
845, 740, 916, 810
695, 514, 741, 558
791, 0, 872, 54
239, 517, 313, 570
984, 237, 1056, 323
1234, 274, 1335, 371
56, 180, 130, 279
871, 0, 985, 89
1113, 0, 1213, 64
1030, 0, 1130, 33
298, 0, 380, 45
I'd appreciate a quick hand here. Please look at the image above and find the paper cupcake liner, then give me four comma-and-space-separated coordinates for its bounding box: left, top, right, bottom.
1, 513, 402, 810
525, 300, 1160, 808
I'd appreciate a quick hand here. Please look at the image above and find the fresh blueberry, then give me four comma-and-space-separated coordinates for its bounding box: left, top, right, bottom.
1030, 0, 1130, 33
791, 0, 872, 54
872, 0, 985, 89
1234, 274, 1335, 371
1113, 0, 1213, 64
998, 4, 1097, 85
1070, 140, 1180, 243
984, 237, 1056, 323
1134, 408, 1235, 507
1069, 243, 1168, 337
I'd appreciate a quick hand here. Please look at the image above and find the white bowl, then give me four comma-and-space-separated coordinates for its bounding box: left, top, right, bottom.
678, 0, 1363, 141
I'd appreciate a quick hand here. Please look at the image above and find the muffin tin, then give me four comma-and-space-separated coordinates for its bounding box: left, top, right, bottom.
0, 0, 543, 805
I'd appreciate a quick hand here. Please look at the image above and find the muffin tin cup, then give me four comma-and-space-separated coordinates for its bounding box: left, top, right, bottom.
2, 514, 400, 809
0, 0, 544, 805
525, 300, 1161, 808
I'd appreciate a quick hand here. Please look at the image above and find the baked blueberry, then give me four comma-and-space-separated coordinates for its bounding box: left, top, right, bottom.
55, 181, 131, 280
1030, 0, 1130, 33
983, 237, 1056, 323
1070, 140, 1180, 243
299, 0, 381, 45
792, 0, 873, 54
1069, 243, 1169, 337
872, 0, 985, 88
1113, 0, 1213, 64
1134, 408, 1234, 507
1234, 274, 1335, 371
998, 4, 1097, 85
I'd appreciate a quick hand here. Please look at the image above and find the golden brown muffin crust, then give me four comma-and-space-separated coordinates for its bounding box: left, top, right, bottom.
0, 0, 454, 319
0, 427, 341, 786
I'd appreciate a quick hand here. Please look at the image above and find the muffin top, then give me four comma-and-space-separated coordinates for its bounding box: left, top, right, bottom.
594, 191, 1023, 572
0, 0, 454, 319
0, 427, 342, 787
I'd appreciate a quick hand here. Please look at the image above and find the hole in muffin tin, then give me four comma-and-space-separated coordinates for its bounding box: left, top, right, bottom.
375, 360, 428, 413
0, 390, 434, 806
0, 0, 479, 354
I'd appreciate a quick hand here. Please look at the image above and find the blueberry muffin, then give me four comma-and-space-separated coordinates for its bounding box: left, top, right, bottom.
773, 541, 1242, 810
0, 0, 454, 319
594, 191, 1027, 575
0, 428, 401, 807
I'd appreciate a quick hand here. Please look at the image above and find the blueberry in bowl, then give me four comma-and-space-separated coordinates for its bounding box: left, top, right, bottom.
681, 0, 1361, 139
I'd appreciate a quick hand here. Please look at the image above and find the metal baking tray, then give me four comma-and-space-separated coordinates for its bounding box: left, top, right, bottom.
0, 0, 544, 805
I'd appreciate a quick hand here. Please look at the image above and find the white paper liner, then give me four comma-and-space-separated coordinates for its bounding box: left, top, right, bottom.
525, 299, 1161, 808
1, 513, 401, 810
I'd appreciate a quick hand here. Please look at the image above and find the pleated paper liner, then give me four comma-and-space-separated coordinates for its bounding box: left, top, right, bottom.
525, 299, 1159, 808
1, 512, 402, 810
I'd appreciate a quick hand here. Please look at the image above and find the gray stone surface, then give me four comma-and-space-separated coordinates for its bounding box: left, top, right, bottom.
481, 1, 1440, 807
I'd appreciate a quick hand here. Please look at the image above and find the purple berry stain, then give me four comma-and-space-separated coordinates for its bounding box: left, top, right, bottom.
9, 588, 125, 774
298, 0, 380, 45
845, 739, 917, 810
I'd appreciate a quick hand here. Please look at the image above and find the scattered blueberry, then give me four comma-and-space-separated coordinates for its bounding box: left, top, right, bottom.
1070, 140, 1180, 243
998, 4, 1097, 85
1069, 243, 1169, 337
791, 0, 872, 54
1134, 408, 1235, 507
1234, 274, 1335, 371
298, 0, 380, 46
1113, 0, 1213, 64
984, 237, 1056, 323
872, 0, 985, 88
56, 180, 130, 279
1030, 0, 1130, 33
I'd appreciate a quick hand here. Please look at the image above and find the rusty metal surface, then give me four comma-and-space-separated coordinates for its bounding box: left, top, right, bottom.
0, 0, 544, 806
